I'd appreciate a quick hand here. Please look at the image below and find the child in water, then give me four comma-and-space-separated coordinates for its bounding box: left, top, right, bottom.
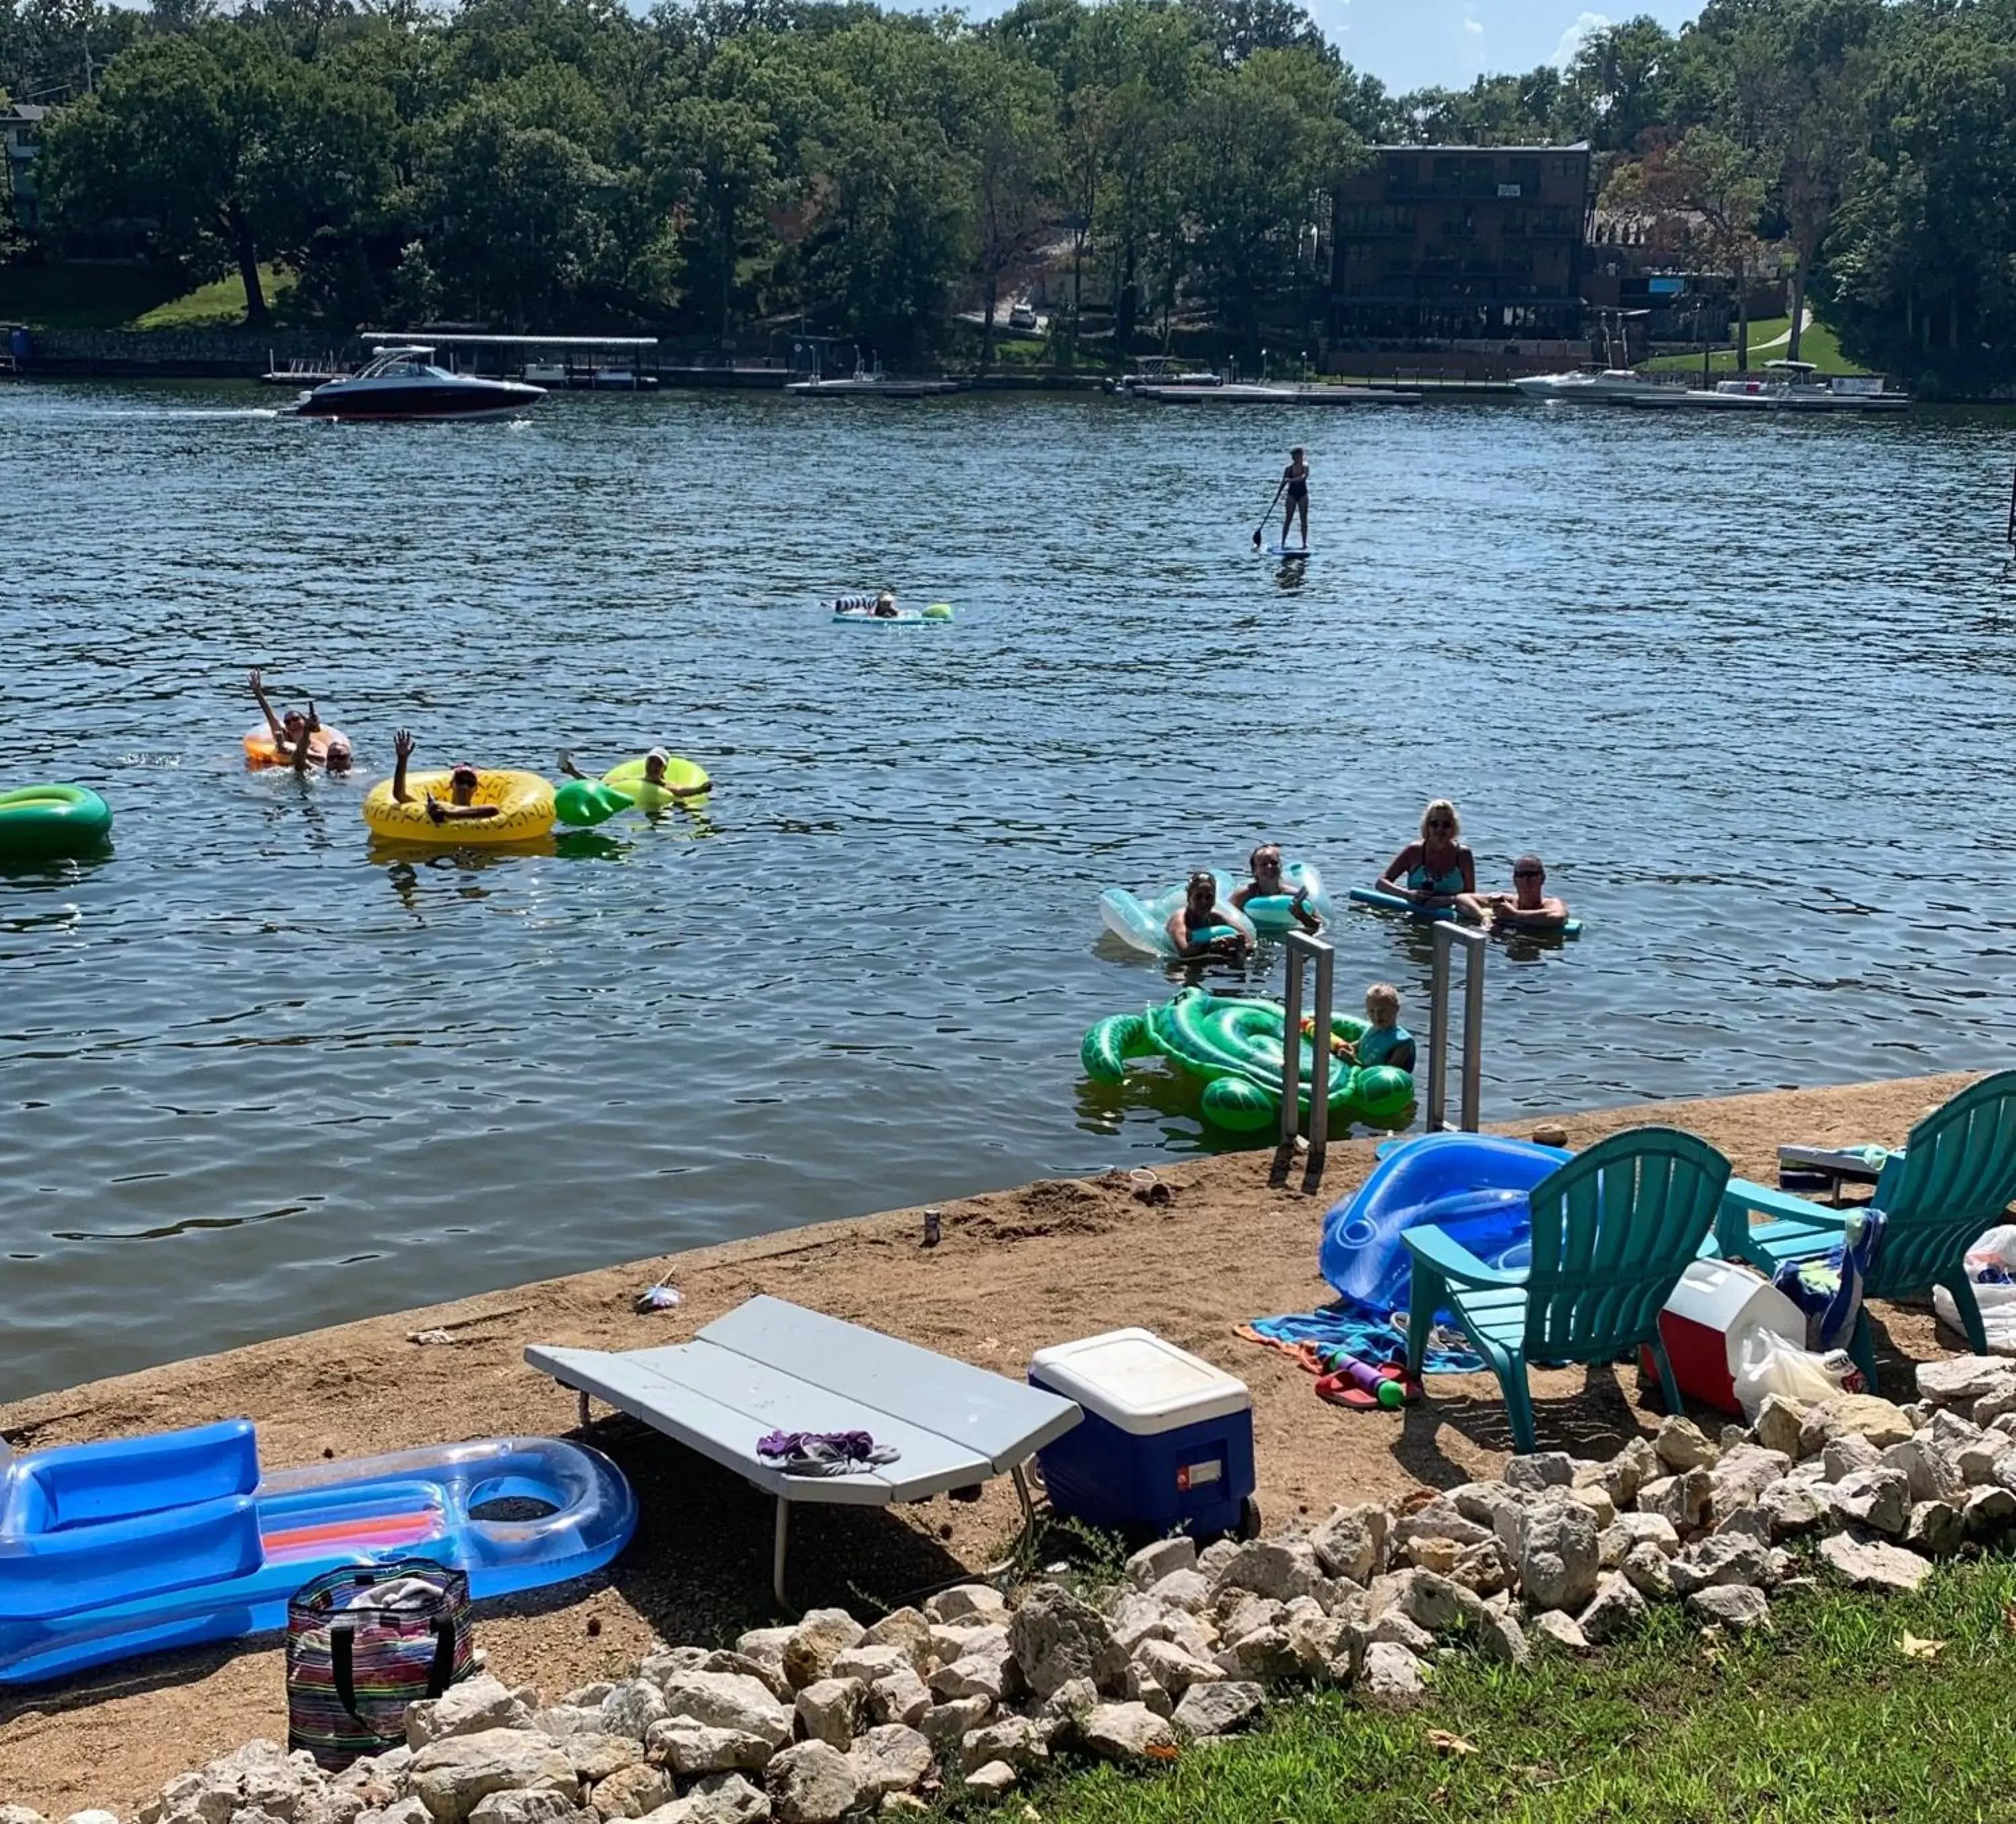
1342, 982, 1415, 1073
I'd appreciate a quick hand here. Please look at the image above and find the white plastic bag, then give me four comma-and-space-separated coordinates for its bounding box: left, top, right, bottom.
1732, 1325, 1858, 1419
1933, 1224, 2016, 1353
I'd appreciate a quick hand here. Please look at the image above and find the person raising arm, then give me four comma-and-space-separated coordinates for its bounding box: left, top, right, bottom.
1232, 842, 1320, 932
390, 729, 498, 824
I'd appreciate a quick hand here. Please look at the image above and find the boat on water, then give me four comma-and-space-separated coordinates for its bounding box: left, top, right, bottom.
1626, 360, 1908, 413
290, 346, 544, 422
1111, 356, 1226, 396
786, 359, 961, 399
1511, 368, 1673, 404
1131, 380, 1421, 407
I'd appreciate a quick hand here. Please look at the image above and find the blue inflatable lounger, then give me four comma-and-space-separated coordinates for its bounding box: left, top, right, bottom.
0, 1425, 636, 1686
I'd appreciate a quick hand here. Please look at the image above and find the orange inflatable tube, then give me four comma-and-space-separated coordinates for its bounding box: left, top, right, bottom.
244, 723, 349, 768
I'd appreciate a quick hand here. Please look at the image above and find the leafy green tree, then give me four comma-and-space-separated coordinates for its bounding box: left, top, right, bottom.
964, 37, 1058, 367
1562, 14, 1677, 151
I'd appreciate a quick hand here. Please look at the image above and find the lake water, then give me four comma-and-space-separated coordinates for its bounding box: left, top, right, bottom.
4, 381, 2016, 1400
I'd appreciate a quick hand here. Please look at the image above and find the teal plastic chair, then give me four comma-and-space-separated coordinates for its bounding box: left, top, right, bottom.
1716, 1070, 2016, 1391
1403, 1128, 1732, 1454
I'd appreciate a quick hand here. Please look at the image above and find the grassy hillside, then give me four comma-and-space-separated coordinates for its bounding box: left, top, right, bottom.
1642, 315, 1870, 376
0, 262, 292, 331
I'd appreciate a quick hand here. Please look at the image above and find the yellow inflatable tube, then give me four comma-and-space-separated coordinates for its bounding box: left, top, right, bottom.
603, 755, 710, 809
362, 770, 556, 845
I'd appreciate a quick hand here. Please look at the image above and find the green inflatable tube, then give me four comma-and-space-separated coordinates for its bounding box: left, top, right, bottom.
603, 754, 710, 809
553, 780, 634, 827
1083, 987, 1415, 1134
0, 784, 112, 862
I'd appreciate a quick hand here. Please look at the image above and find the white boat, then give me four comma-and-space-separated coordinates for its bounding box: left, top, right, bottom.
292, 346, 543, 422
1626, 360, 1909, 413
1130, 381, 1421, 406
786, 359, 961, 399
1111, 356, 1226, 396
1512, 368, 1672, 403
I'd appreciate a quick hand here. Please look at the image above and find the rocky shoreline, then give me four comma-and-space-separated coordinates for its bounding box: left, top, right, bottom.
22, 1348, 2016, 1824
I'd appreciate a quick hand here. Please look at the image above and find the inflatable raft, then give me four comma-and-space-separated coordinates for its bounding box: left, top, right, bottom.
0, 785, 112, 863
1348, 884, 1583, 938
0, 1422, 636, 1684
1099, 873, 1257, 960
1083, 987, 1415, 1133
362, 770, 555, 845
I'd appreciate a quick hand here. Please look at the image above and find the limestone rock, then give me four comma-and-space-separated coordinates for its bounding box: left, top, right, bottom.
781, 1612, 864, 1692
1917, 1356, 2013, 1407
1610, 1511, 1682, 1556
601, 1682, 671, 1743
1527, 1610, 1589, 1655
962, 1764, 1017, 1797
0, 1810, 48, 1824
1822, 1432, 1883, 1483
1210, 1537, 1327, 1603
1567, 1484, 1616, 1529
409, 1729, 576, 1824
1105, 1591, 1181, 1655
1882, 1435, 1970, 1505
532, 1707, 605, 1741
1710, 1445, 1792, 1513
1577, 1572, 1649, 1645
1654, 1417, 1719, 1471
1368, 1612, 1435, 1657
641, 1650, 712, 1687
1504, 1450, 1578, 1491
1402, 1536, 1460, 1575
846, 1725, 932, 1802
590, 1765, 675, 1821
644, 1723, 775, 1778
1517, 1498, 1599, 1613
1007, 1583, 1127, 1700
924, 1586, 1007, 1626
1820, 1534, 1933, 1595
1310, 1503, 1388, 1583
364, 1803, 434, 1824
1759, 1478, 1832, 1539
855, 1610, 931, 1675
958, 1716, 1048, 1775
1668, 1534, 1769, 1598
1685, 1585, 1771, 1631
1622, 1542, 1675, 1600
1448, 1538, 1515, 1597
659, 1674, 794, 1749
917, 1698, 992, 1757
927, 1653, 1008, 1705
1146, 1569, 1213, 1613
1171, 1680, 1264, 1738
1080, 1702, 1179, 1761
866, 1667, 931, 1730
700, 1654, 791, 1707
1359, 1642, 1426, 1710
465, 1794, 588, 1824
1637, 1470, 1712, 1535
734, 1628, 794, 1676
1222, 1623, 1300, 1684
1366, 1567, 1477, 1634
648, 1772, 769, 1824
926, 1622, 1007, 1667
824, 1645, 907, 1690
1286, 1609, 1361, 1683
1472, 1606, 1530, 1667
409, 1675, 533, 1750
1801, 1396, 1915, 1455
1827, 1467, 1911, 1537
792, 1680, 864, 1751
1134, 1637, 1222, 1698
1964, 1485, 2016, 1538
1126, 1538, 1198, 1589
1905, 1499, 1963, 1558
1752, 1395, 1811, 1459
1195, 1539, 1241, 1579
1393, 1500, 1495, 1552
564, 1737, 646, 1785
765, 1743, 858, 1824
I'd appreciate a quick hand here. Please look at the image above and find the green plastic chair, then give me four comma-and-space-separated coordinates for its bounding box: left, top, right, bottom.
1403, 1128, 1732, 1454
1716, 1070, 2016, 1391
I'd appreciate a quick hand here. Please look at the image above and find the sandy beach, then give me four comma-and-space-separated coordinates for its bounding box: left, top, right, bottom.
0, 1071, 1976, 1817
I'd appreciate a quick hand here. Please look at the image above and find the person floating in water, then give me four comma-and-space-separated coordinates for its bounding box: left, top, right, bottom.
558, 747, 706, 800
249, 667, 312, 754
1279, 447, 1310, 551
1376, 798, 1476, 911
872, 590, 899, 618
1166, 870, 1249, 961
390, 729, 498, 825
1461, 854, 1571, 933
288, 710, 351, 776
1340, 983, 1416, 1072
1232, 842, 1320, 932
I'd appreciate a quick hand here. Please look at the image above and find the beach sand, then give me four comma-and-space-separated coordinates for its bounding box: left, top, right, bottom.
0, 1073, 1976, 1816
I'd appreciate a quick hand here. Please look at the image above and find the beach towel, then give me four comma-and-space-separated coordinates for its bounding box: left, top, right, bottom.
1240, 1298, 1486, 1376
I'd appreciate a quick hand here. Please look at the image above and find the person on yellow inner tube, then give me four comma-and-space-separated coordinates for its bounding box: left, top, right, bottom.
391, 729, 499, 825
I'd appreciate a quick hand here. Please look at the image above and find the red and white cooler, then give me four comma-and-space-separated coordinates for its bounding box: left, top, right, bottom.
1642, 1259, 1806, 1415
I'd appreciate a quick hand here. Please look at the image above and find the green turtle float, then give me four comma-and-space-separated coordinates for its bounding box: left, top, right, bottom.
1083, 987, 1415, 1134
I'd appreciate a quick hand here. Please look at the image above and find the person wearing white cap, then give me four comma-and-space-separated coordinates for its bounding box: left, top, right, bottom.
557, 746, 702, 798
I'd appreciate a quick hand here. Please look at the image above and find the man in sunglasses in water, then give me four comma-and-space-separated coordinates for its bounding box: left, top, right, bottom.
1462, 854, 1570, 934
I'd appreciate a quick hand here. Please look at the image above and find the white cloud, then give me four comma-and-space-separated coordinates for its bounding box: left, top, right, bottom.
1552, 10, 1611, 70
1464, 16, 1484, 32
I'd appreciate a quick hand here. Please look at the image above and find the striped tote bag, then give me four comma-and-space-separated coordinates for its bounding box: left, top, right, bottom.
286, 1559, 474, 1769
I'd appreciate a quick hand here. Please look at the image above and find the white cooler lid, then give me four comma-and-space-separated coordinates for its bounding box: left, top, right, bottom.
1030, 1328, 1251, 1436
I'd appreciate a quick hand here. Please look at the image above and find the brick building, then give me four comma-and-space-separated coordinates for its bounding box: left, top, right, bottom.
1330, 144, 1592, 345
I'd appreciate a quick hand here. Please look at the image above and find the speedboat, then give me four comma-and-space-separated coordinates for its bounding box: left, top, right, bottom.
1626, 360, 1910, 413
292, 346, 544, 421
1511, 368, 1669, 403
785, 358, 961, 399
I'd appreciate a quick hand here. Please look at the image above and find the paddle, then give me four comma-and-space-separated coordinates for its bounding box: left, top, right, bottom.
1251, 477, 1286, 550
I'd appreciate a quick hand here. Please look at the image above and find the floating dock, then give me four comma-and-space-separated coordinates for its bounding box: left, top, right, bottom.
1131, 382, 1423, 406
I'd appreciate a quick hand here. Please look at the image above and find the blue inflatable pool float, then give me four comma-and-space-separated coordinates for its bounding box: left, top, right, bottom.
1320, 1131, 1572, 1322
1347, 884, 1583, 939
0, 1423, 636, 1685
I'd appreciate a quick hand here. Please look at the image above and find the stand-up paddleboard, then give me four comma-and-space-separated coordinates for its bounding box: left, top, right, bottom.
1265, 544, 1313, 560
1347, 884, 1583, 940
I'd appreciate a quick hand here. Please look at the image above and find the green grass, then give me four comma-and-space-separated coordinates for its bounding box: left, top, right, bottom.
130, 263, 293, 329
1641, 313, 1870, 377
968, 1556, 2016, 1824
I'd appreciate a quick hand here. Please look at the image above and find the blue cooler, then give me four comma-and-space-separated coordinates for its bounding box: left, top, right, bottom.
1030, 1329, 1255, 1538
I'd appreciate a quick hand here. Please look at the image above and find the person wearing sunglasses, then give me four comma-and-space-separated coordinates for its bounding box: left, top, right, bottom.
1166, 870, 1251, 960
1375, 798, 1475, 910
1463, 854, 1570, 933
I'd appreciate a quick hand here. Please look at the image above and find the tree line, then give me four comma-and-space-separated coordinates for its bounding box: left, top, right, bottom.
3, 0, 2014, 382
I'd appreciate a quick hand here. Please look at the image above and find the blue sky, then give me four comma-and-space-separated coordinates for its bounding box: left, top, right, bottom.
1304, 1, 1700, 93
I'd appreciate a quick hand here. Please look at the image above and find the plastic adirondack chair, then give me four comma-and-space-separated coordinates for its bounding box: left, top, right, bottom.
1403, 1128, 1732, 1454
1716, 1070, 2016, 1392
